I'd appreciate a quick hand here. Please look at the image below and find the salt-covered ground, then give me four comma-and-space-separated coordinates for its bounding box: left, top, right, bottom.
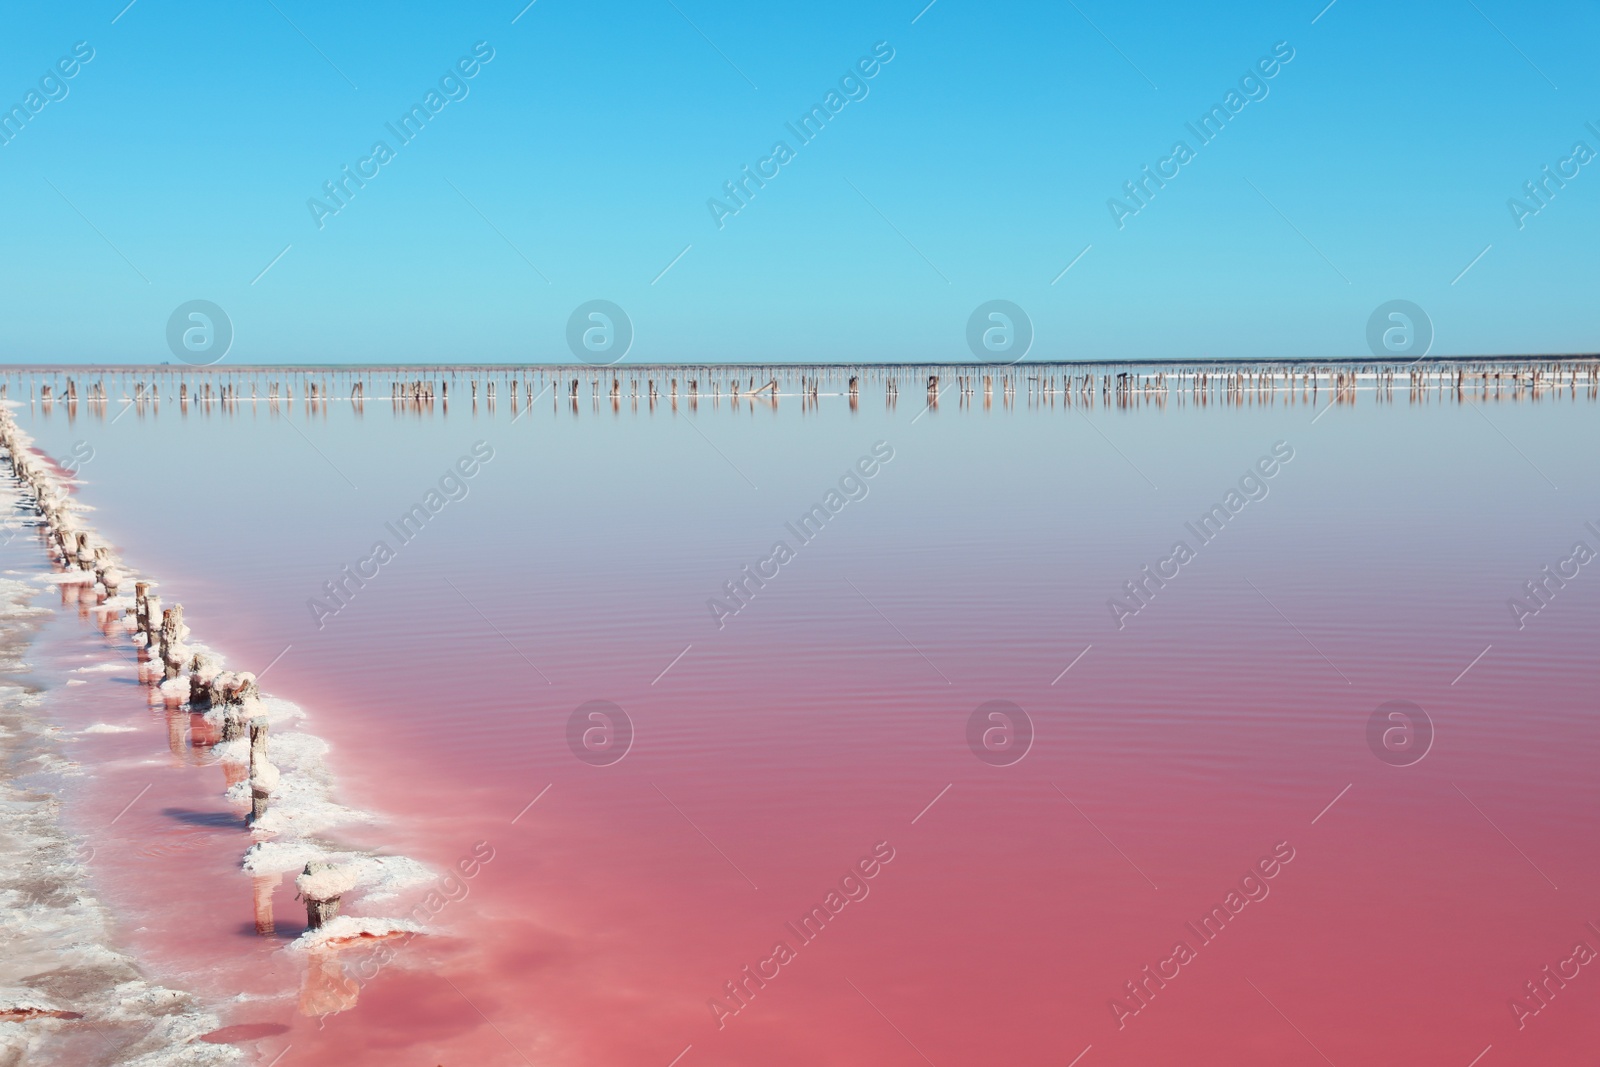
0, 553, 240, 1066
0, 407, 448, 1065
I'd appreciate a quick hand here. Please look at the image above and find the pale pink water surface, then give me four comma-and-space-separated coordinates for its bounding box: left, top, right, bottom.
12, 374, 1600, 1066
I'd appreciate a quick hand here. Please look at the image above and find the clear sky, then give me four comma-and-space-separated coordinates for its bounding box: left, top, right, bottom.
0, 0, 1595, 365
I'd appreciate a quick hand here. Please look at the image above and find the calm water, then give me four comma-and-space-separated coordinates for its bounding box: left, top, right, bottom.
12, 373, 1600, 1066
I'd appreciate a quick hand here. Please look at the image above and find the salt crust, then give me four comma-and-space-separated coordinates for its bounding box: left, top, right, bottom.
38, 571, 95, 585
72, 661, 129, 673
0, 575, 240, 1065
289, 915, 425, 951
295, 865, 358, 899
0, 409, 436, 1049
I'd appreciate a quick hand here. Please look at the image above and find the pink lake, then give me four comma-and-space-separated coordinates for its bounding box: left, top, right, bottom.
10, 366, 1600, 1067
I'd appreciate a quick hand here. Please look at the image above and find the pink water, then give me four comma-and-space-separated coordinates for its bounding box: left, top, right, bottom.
14, 378, 1600, 1066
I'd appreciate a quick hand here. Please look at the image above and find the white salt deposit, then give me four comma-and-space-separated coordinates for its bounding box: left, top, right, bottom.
241, 839, 325, 876
38, 570, 94, 585
82, 723, 138, 734
72, 661, 129, 673
222, 729, 369, 836
290, 915, 425, 951
244, 843, 431, 902
0, 570, 240, 1066
347, 855, 436, 903
1, 404, 436, 1041
249, 761, 280, 792
295, 864, 358, 899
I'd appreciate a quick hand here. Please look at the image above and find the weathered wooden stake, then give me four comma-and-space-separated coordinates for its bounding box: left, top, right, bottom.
159, 604, 187, 679
189, 653, 222, 707
297, 861, 354, 930
248, 717, 274, 823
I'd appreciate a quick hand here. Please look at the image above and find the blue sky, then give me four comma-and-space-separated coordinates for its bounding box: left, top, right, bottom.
0, 0, 1595, 364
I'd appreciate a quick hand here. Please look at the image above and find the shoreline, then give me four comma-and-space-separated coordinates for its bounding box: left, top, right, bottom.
0, 404, 434, 1057
0, 485, 239, 1066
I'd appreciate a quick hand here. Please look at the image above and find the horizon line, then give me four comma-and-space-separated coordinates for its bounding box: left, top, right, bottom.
3, 354, 1599, 373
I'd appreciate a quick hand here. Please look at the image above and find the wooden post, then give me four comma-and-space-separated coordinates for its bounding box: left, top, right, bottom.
218, 672, 260, 742
297, 861, 354, 930
189, 653, 222, 707
159, 604, 186, 679
248, 718, 274, 824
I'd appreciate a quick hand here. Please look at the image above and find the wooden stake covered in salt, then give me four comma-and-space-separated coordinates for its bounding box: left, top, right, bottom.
248, 717, 275, 824
159, 604, 188, 680
297, 861, 356, 930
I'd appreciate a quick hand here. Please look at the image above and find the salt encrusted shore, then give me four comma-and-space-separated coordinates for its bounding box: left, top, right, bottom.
0, 404, 432, 1052
0, 530, 239, 1063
